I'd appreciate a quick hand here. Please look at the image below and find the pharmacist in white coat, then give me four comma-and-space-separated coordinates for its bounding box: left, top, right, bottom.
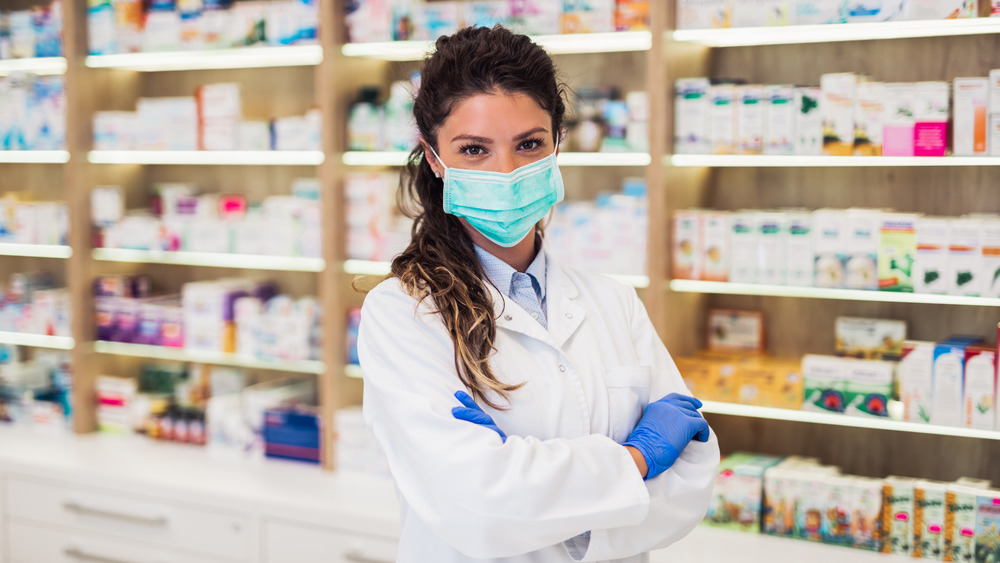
358, 26, 720, 562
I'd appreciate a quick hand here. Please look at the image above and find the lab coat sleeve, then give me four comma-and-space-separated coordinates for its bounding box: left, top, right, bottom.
566, 287, 721, 562
357, 281, 652, 559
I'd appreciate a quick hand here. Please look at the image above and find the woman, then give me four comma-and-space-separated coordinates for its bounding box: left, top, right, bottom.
358, 26, 720, 562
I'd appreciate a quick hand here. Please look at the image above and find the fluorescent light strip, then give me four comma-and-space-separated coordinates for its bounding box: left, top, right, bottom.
0, 57, 67, 76
345, 364, 364, 379
93, 248, 325, 272
0, 331, 75, 350
673, 18, 1000, 47
0, 150, 70, 164
669, 279, 1000, 307
88, 150, 325, 166
604, 274, 651, 288
343, 151, 652, 167
701, 400, 1000, 440
85, 45, 323, 71
342, 31, 652, 60
344, 260, 391, 276
0, 243, 72, 259
670, 154, 1000, 167
93, 341, 326, 374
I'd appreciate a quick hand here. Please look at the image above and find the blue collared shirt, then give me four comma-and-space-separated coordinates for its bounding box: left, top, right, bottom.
474, 244, 548, 329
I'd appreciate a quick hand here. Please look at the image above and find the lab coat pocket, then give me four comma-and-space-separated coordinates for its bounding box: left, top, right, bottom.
604, 366, 651, 444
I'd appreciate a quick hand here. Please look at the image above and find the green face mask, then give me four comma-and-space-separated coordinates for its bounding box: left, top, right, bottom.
428, 143, 564, 248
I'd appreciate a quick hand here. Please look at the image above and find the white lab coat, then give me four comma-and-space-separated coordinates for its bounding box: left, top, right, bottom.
358, 252, 720, 562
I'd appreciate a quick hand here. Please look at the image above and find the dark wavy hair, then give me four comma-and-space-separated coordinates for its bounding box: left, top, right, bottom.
390, 26, 567, 409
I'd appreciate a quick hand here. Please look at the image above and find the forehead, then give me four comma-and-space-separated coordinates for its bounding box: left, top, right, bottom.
439, 91, 550, 140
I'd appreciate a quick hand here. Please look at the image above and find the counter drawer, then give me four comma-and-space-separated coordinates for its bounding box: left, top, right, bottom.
4, 476, 251, 561
264, 519, 398, 563
8, 519, 230, 563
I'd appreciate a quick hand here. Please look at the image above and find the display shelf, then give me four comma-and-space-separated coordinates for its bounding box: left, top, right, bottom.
0, 150, 70, 164
345, 364, 363, 379
93, 341, 325, 374
0, 56, 67, 76
669, 154, 1000, 167
0, 243, 72, 259
669, 279, 1000, 307
346, 259, 649, 288
93, 248, 325, 272
672, 18, 1000, 47
343, 151, 652, 167
342, 30, 652, 60
0, 331, 74, 350
84, 45, 323, 72
700, 400, 1000, 441
87, 150, 325, 166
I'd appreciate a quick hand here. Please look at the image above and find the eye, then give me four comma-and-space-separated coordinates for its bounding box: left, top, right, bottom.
459, 144, 487, 156
518, 138, 544, 151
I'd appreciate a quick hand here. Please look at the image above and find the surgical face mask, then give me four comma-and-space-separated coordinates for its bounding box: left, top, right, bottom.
427, 142, 564, 248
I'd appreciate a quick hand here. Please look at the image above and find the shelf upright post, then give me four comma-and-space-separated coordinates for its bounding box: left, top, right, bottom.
63, 0, 98, 433
644, 1, 668, 339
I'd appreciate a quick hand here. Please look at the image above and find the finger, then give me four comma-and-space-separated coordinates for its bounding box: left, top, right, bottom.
692, 418, 711, 442
454, 390, 482, 411
660, 393, 703, 410
451, 406, 493, 425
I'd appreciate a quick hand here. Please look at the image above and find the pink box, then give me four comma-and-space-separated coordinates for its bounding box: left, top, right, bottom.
884, 125, 915, 156
914, 122, 948, 157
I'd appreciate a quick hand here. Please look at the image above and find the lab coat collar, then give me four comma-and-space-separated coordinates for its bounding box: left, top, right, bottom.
488, 240, 585, 349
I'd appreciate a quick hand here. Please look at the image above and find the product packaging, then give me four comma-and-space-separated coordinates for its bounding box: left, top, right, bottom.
755, 211, 787, 285
707, 309, 764, 353
676, 0, 732, 29
785, 211, 814, 286
614, 0, 650, 30
905, 0, 977, 19
762, 465, 800, 538
974, 492, 1000, 562
560, 0, 615, 33
736, 357, 804, 409
794, 87, 824, 155
674, 78, 710, 154
845, 208, 881, 290
854, 81, 886, 155
672, 210, 701, 279
821, 73, 859, 156
764, 85, 795, 155
822, 475, 855, 546
729, 211, 758, 283
705, 452, 785, 533
991, 115, 1000, 157
813, 208, 848, 288
883, 83, 917, 156
913, 82, 950, 157
843, 358, 893, 417
847, 0, 907, 21
953, 78, 990, 157
196, 83, 241, 151
736, 84, 764, 154
878, 212, 918, 293
802, 354, 847, 413
963, 344, 997, 430
852, 476, 886, 551
791, 0, 846, 24
932, 337, 983, 427
945, 484, 987, 562
915, 217, 952, 294
508, 0, 562, 34
732, 0, 789, 26
701, 211, 730, 281
708, 83, 737, 154
914, 480, 949, 559
900, 340, 936, 424
883, 476, 917, 556
981, 217, 1000, 297
948, 218, 984, 296
835, 316, 906, 360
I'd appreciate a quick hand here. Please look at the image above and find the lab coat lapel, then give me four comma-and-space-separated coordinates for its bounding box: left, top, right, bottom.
546, 260, 586, 349
488, 281, 553, 344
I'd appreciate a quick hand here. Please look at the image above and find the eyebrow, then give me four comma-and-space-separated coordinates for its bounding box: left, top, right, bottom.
450, 127, 550, 144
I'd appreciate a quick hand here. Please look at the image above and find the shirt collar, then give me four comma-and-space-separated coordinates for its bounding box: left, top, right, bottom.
473, 243, 547, 301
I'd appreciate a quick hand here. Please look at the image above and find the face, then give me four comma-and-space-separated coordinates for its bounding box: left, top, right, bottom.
423, 90, 556, 175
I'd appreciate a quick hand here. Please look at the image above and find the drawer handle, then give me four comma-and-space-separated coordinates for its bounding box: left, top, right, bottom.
63, 501, 168, 527
64, 546, 143, 563
343, 550, 393, 563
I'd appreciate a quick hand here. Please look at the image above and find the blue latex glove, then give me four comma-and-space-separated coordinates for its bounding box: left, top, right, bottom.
451, 390, 507, 443
623, 393, 710, 480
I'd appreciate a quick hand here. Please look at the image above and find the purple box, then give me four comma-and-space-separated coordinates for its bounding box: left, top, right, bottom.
95, 296, 116, 341
110, 297, 140, 343
160, 302, 184, 348
135, 299, 163, 346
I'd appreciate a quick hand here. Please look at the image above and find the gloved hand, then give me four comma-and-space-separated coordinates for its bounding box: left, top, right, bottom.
623, 393, 710, 480
451, 390, 507, 443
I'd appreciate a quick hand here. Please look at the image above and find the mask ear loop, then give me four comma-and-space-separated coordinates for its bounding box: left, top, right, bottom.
424, 141, 446, 179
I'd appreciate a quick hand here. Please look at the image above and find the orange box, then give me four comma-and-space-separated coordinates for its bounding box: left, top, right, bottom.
736, 357, 805, 410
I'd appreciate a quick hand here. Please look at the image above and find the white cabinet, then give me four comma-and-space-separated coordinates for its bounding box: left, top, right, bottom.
4, 476, 251, 561
263, 520, 398, 563
7, 519, 226, 563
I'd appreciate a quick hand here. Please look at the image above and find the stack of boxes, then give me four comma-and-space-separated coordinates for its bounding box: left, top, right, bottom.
677, 0, 981, 29
344, 172, 412, 263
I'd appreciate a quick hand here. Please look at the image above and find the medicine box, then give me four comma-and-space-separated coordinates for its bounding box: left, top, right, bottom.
853, 81, 886, 155
822, 475, 855, 546
963, 344, 997, 430
764, 85, 795, 155
791, 0, 846, 24
905, 0, 978, 19
732, 0, 789, 26
883, 476, 917, 556
821, 73, 859, 156
786, 211, 814, 287
953, 78, 990, 157
709, 83, 737, 154
735, 357, 804, 409
948, 218, 984, 296
945, 484, 984, 562
883, 83, 916, 156
914, 480, 949, 559
914, 217, 951, 295
813, 208, 848, 288
729, 211, 758, 283
847, 0, 907, 21
701, 211, 730, 282
802, 354, 847, 413
674, 78, 710, 154
852, 477, 885, 551
974, 493, 1000, 563
845, 208, 881, 290
705, 452, 784, 533
878, 212, 918, 293
755, 211, 787, 285
932, 338, 982, 428
981, 218, 1000, 298
835, 316, 906, 361
900, 340, 935, 423
677, 0, 732, 29
672, 210, 701, 280
913, 82, 949, 157
842, 358, 893, 418
707, 309, 765, 353
990, 69, 1000, 114
794, 87, 824, 155
991, 115, 1000, 157
736, 84, 764, 154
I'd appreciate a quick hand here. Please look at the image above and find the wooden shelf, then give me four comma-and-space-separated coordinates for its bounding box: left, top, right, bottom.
0, 151, 70, 164
93, 248, 325, 272
85, 45, 323, 72
669, 279, 1000, 306
93, 341, 325, 374
87, 151, 325, 166
343, 151, 652, 167
0, 331, 74, 350
0, 243, 72, 259
669, 154, 1000, 167
701, 400, 1000, 441
672, 18, 1000, 47
0, 57, 66, 76
342, 31, 652, 60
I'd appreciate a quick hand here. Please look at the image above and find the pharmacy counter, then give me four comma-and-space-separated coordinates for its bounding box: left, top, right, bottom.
0, 427, 916, 562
